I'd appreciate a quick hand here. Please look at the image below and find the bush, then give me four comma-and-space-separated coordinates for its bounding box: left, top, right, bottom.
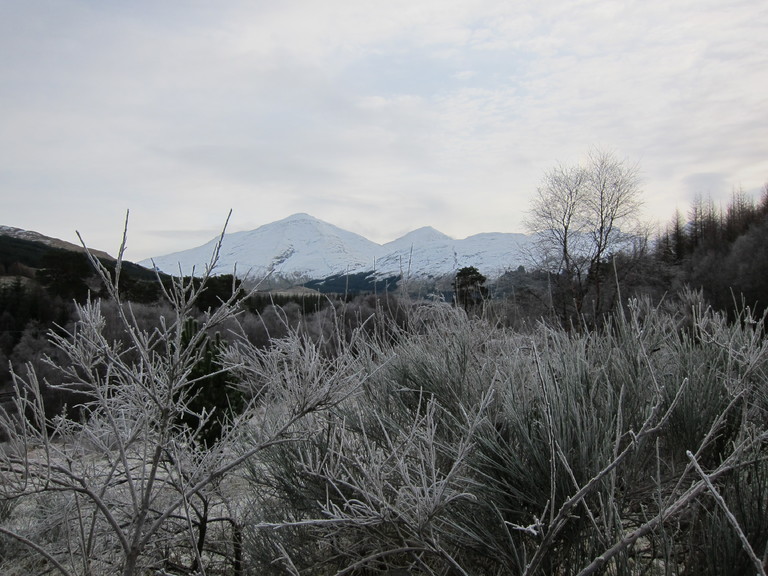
0, 222, 361, 576
243, 296, 768, 576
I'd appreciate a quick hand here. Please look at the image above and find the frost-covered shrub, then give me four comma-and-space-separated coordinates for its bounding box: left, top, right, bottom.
0, 222, 363, 576
243, 295, 768, 576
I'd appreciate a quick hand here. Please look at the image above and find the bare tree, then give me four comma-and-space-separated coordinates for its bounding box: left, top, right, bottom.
525, 161, 589, 283
526, 149, 643, 320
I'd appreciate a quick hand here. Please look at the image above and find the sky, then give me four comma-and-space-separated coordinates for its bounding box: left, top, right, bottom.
1, 0, 766, 261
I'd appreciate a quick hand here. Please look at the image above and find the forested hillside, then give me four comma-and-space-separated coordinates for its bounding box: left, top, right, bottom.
0, 236, 160, 395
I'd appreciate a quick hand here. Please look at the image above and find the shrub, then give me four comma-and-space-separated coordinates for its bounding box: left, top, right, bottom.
0, 219, 361, 576
244, 296, 768, 576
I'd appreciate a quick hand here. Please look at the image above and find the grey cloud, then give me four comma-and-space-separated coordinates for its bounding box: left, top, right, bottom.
1, 1, 767, 261
682, 173, 729, 200
169, 144, 340, 187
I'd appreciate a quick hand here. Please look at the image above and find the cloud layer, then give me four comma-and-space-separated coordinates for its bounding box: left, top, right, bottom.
1, 1, 766, 260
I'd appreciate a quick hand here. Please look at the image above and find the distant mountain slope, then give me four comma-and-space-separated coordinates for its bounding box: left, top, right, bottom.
141, 213, 532, 280
0, 225, 114, 260
0, 227, 166, 302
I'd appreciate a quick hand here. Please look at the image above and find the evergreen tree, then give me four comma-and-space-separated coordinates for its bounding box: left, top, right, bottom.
36, 250, 92, 302
453, 266, 488, 311
178, 317, 244, 447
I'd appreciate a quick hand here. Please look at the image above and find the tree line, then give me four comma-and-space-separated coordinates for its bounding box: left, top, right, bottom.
655, 188, 768, 313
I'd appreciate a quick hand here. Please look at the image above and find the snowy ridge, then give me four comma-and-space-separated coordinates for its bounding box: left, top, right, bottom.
140, 213, 532, 281
0, 225, 114, 260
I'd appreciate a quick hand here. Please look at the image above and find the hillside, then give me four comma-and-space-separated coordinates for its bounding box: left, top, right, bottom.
0, 229, 165, 303
0, 225, 114, 261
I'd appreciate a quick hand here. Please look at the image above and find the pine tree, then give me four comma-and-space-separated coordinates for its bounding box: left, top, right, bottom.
453, 266, 488, 310
178, 317, 244, 447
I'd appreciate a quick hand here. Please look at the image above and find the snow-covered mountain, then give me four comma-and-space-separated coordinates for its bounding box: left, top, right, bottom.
140, 213, 532, 281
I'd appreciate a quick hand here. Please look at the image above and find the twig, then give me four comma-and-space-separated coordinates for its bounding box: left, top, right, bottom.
687, 450, 766, 576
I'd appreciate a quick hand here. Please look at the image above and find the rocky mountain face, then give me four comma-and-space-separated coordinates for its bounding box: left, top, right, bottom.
140, 213, 532, 281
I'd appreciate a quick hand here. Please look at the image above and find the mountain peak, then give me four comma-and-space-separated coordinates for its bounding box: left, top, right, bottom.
388, 226, 452, 246
278, 213, 317, 223
141, 215, 531, 280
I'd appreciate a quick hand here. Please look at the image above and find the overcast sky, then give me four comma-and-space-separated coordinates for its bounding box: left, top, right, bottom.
2, 1, 766, 261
